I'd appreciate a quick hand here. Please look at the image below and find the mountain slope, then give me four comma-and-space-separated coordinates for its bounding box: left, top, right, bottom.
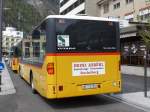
4, 0, 59, 34
26, 0, 59, 17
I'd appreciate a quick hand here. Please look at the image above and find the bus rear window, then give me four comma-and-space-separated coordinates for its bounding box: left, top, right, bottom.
56, 19, 119, 52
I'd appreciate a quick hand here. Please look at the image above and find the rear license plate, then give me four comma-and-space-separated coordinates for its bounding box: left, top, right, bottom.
82, 84, 97, 90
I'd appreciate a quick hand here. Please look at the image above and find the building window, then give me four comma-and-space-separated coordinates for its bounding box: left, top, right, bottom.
128, 18, 134, 22
103, 2, 109, 14
124, 13, 134, 22
114, 2, 120, 9
25, 42, 30, 47
140, 13, 150, 21
139, 8, 150, 21
126, 0, 134, 4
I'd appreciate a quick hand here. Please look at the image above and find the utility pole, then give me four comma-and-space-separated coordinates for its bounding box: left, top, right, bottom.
0, 0, 3, 92
0, 0, 3, 61
144, 46, 148, 97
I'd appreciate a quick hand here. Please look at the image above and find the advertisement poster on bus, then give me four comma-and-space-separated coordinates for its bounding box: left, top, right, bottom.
72, 61, 105, 76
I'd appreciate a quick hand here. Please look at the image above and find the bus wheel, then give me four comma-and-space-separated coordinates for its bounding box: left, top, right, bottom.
19, 67, 23, 79
30, 74, 36, 94
16, 69, 19, 74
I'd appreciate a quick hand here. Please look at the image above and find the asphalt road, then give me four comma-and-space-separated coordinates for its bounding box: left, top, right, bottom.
0, 67, 148, 112
122, 74, 150, 93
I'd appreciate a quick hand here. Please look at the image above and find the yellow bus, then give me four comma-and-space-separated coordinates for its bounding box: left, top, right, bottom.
19, 15, 121, 99
9, 45, 21, 73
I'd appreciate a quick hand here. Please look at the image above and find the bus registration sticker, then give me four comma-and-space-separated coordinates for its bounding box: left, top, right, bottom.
57, 35, 70, 47
72, 62, 105, 76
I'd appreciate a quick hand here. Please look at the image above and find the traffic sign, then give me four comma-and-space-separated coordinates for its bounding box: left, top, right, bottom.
0, 62, 4, 71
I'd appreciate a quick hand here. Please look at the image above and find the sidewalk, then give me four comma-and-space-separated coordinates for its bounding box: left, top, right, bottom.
112, 91, 150, 111
121, 65, 150, 77
119, 67, 150, 111
0, 59, 16, 95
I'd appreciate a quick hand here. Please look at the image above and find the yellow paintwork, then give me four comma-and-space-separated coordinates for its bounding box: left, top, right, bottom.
19, 54, 121, 99
10, 58, 19, 73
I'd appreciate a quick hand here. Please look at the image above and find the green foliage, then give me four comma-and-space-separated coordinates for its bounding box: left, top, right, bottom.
139, 24, 150, 48
4, 0, 43, 33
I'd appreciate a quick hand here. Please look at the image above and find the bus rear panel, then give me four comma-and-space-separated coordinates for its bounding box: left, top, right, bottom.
46, 18, 121, 98
10, 46, 21, 73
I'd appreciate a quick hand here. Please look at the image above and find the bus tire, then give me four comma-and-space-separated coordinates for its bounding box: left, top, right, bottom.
30, 73, 36, 94
16, 69, 19, 74
19, 67, 23, 79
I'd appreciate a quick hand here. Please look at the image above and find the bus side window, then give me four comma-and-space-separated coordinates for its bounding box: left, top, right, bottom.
40, 30, 46, 62
31, 24, 46, 64
32, 30, 40, 39
39, 21, 47, 63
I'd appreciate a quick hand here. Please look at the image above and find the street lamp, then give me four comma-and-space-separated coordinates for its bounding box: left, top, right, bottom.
0, 0, 3, 62
0, 0, 3, 92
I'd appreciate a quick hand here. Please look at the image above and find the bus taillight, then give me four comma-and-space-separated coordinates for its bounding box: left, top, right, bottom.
13, 60, 15, 65
47, 63, 54, 75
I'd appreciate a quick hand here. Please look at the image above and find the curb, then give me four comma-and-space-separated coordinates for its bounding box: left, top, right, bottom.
110, 94, 150, 112
0, 60, 16, 95
0, 88, 16, 95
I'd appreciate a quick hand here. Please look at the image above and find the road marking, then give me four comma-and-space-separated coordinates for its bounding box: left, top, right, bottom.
103, 94, 150, 112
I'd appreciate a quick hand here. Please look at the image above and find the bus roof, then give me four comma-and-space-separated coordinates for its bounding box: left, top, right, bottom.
32, 15, 119, 32
46, 15, 119, 22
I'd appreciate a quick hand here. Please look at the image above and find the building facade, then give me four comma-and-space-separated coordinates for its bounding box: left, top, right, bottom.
97, 0, 150, 22
97, 0, 150, 66
120, 23, 150, 66
60, 0, 150, 22
96, 0, 150, 66
59, 0, 99, 16
59, 0, 150, 67
2, 27, 23, 55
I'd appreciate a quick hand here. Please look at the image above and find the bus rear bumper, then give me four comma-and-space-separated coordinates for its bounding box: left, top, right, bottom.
46, 80, 121, 99
11, 65, 19, 73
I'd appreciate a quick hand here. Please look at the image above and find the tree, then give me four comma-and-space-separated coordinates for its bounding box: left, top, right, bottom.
139, 25, 150, 48
3, 0, 59, 34
3, 0, 42, 33
139, 23, 150, 97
